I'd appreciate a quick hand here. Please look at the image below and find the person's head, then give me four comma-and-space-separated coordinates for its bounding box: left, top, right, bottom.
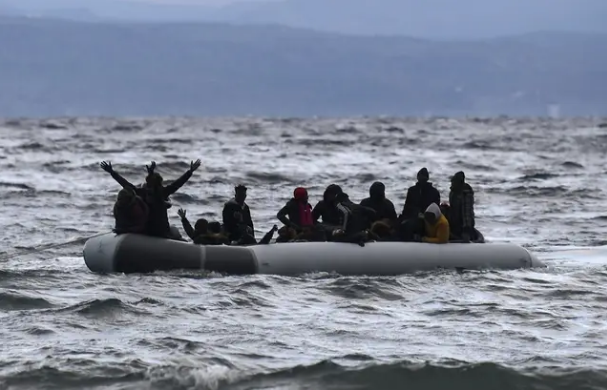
208, 221, 222, 234
323, 184, 342, 203
194, 218, 209, 235
293, 187, 308, 203
235, 184, 247, 204
277, 226, 296, 242
369, 181, 385, 201
116, 188, 135, 205
146, 172, 164, 189
451, 171, 465, 191
417, 167, 429, 184
424, 203, 442, 225
371, 220, 392, 238
335, 192, 349, 204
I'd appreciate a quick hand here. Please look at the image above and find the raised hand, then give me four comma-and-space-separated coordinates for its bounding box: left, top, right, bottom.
100, 161, 113, 173
177, 208, 186, 219
189, 159, 201, 172
146, 161, 156, 175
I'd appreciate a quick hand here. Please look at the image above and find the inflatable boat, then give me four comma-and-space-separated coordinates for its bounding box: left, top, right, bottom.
82, 233, 546, 275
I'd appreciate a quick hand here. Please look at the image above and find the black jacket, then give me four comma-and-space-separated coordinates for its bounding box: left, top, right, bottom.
312, 200, 342, 226
359, 197, 397, 224
222, 198, 254, 241
109, 169, 193, 237
400, 182, 440, 220
336, 199, 376, 234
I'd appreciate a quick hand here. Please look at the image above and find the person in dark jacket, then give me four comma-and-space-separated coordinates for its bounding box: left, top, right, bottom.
398, 167, 441, 241
113, 187, 149, 234
448, 171, 476, 242
100, 159, 201, 239
400, 167, 441, 220
222, 184, 254, 242
312, 184, 343, 226
332, 192, 377, 246
359, 181, 397, 226
178, 208, 229, 245
277, 187, 314, 231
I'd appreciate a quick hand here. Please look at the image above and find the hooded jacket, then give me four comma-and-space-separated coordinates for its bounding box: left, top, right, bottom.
401, 182, 441, 220
448, 183, 475, 233
359, 182, 397, 223
422, 203, 450, 244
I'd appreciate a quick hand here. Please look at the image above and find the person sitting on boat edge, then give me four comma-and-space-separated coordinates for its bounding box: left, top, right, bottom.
419, 203, 449, 244
332, 192, 377, 246
177, 208, 229, 245
312, 184, 343, 228
222, 184, 255, 243
277, 186, 314, 232
448, 171, 476, 242
100, 159, 201, 240
113, 187, 149, 234
399, 167, 440, 241
401, 168, 441, 220
359, 181, 397, 226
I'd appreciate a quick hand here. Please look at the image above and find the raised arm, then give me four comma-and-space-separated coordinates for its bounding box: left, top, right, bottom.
165, 159, 201, 195
177, 208, 196, 241
100, 161, 137, 190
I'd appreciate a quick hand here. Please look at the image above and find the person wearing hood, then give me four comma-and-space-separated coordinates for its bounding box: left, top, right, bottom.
359, 181, 397, 225
112, 187, 149, 234
332, 192, 377, 246
100, 159, 201, 239
448, 171, 476, 242
400, 168, 441, 220
420, 203, 450, 244
277, 187, 314, 232
312, 184, 343, 227
222, 184, 255, 242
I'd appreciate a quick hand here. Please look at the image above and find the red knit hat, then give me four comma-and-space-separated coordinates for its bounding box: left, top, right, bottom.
294, 187, 308, 200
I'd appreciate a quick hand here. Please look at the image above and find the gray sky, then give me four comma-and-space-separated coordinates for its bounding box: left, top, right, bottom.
128, 0, 278, 4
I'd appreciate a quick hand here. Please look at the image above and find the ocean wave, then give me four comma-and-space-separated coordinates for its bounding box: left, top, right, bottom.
2, 358, 606, 390
228, 360, 607, 390
0, 291, 55, 311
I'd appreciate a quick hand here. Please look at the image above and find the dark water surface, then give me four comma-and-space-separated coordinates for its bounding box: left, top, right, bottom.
1, 117, 607, 389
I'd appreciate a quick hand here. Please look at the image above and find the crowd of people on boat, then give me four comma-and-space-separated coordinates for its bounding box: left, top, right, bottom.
100, 160, 479, 247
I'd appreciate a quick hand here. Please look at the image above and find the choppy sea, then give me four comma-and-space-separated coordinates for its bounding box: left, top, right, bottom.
1, 116, 607, 390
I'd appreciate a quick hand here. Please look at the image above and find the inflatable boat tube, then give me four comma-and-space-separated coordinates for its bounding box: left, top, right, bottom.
83, 233, 545, 275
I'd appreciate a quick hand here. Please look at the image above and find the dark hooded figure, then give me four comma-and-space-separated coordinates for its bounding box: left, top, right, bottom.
100, 159, 201, 239
332, 192, 377, 246
448, 171, 476, 242
359, 181, 397, 225
222, 184, 254, 242
113, 187, 149, 234
400, 167, 441, 220
312, 184, 343, 226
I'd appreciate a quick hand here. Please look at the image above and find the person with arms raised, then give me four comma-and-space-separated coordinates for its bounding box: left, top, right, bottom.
100, 159, 201, 239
